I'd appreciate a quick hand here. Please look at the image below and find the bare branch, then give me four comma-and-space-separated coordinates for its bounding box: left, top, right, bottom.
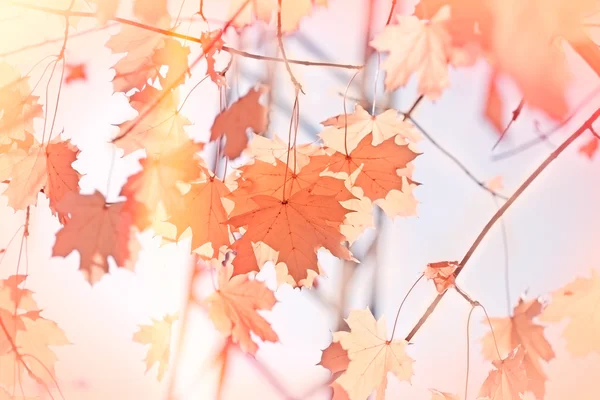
405, 106, 600, 342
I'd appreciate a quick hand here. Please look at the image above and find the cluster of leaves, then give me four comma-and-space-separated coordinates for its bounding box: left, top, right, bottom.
0, 0, 600, 399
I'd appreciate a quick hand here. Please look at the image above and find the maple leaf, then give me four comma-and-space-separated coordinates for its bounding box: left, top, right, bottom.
227, 188, 353, 283
152, 38, 191, 89
247, 133, 324, 171
210, 87, 269, 159
319, 341, 350, 375
105, 16, 171, 93
0, 63, 42, 146
206, 263, 278, 354
0, 275, 69, 390
169, 171, 231, 258
320, 134, 420, 204
228, 158, 354, 219
45, 140, 81, 223
65, 63, 87, 84
320, 105, 422, 153
478, 346, 528, 400
330, 382, 350, 400
370, 7, 471, 99
339, 184, 374, 245
540, 270, 600, 355
2, 139, 81, 218
430, 389, 459, 400
229, 0, 327, 33
482, 298, 555, 398
579, 137, 599, 159
227, 236, 279, 278
52, 191, 144, 284
200, 30, 227, 87
133, 313, 178, 381
2, 145, 46, 210
121, 140, 203, 229
426, 0, 596, 120
114, 86, 192, 155
333, 308, 414, 400
424, 261, 459, 293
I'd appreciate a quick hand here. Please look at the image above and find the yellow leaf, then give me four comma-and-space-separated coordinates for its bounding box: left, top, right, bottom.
133, 313, 178, 381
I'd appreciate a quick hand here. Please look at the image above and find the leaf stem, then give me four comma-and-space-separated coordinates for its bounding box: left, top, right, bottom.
389, 274, 423, 340
276, 0, 303, 93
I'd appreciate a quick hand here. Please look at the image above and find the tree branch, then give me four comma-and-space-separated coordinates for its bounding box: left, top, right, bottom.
405, 106, 600, 342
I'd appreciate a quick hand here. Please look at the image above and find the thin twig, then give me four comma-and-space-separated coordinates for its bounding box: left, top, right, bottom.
464, 305, 476, 400
0, 318, 57, 400
225, 46, 363, 70
407, 116, 508, 199
405, 106, 600, 342
0, 22, 116, 58
390, 274, 424, 340
8, 2, 363, 71
492, 85, 600, 161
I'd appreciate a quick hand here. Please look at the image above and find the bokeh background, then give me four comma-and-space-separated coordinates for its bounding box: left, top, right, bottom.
0, 0, 599, 399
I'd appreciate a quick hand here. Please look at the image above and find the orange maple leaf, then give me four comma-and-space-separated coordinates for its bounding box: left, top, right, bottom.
105, 16, 172, 93
52, 191, 144, 284
152, 38, 191, 89
133, 313, 178, 381
540, 270, 600, 355
320, 105, 422, 152
114, 86, 192, 156
0, 275, 69, 390
333, 308, 414, 400
319, 341, 350, 375
479, 346, 528, 400
210, 86, 269, 159
169, 171, 232, 258
424, 0, 596, 120
206, 263, 278, 355
46, 140, 81, 222
200, 30, 227, 87
2, 139, 80, 219
228, 158, 354, 219
482, 298, 555, 398
121, 140, 203, 229
0, 63, 42, 146
320, 134, 419, 203
229, 0, 327, 33
424, 261, 459, 293
227, 188, 353, 283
